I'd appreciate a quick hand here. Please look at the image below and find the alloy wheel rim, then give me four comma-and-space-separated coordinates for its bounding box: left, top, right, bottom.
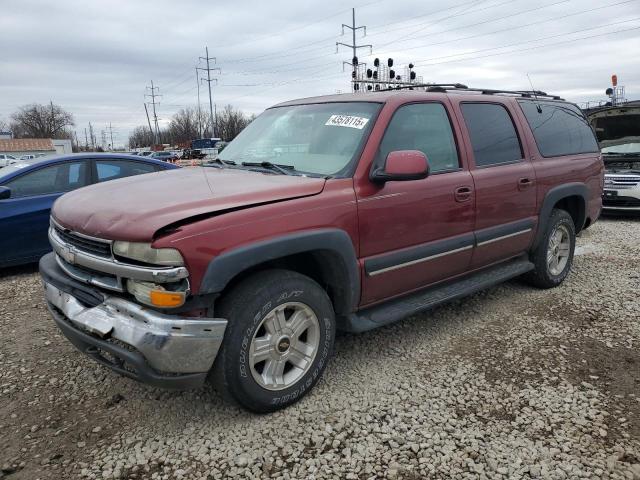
249, 302, 320, 391
547, 224, 571, 276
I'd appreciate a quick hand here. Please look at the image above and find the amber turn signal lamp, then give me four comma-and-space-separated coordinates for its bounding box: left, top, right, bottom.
149, 290, 186, 308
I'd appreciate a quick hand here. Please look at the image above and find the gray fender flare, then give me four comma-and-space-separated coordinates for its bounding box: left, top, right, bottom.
199, 229, 360, 314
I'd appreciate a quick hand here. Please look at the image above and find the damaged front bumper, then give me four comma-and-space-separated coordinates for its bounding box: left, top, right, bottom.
39, 253, 227, 389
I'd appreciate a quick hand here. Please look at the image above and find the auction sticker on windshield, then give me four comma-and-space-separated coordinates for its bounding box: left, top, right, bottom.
325, 115, 369, 129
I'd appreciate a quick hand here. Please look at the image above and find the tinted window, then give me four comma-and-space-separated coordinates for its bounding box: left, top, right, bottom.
378, 103, 459, 173
5, 162, 89, 198
461, 103, 523, 167
96, 160, 157, 182
519, 101, 599, 157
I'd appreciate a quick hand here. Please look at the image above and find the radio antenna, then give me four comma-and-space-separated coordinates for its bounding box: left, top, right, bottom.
527, 73, 543, 113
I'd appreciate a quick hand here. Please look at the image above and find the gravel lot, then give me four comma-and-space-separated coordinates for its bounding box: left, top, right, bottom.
1, 217, 639, 480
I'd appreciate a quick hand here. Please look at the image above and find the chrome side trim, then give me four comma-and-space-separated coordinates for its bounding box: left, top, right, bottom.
44, 282, 227, 374
368, 245, 473, 276
49, 228, 188, 283
476, 228, 532, 247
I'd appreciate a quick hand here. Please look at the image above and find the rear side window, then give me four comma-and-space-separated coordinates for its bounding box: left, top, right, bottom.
378, 103, 459, 173
461, 103, 523, 167
518, 101, 599, 157
96, 160, 158, 182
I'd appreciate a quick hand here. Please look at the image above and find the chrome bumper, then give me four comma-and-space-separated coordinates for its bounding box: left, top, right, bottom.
44, 282, 227, 374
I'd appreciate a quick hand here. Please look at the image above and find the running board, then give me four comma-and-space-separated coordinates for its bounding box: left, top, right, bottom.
341, 256, 534, 333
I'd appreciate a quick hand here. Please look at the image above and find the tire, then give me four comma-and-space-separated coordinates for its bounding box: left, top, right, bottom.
212, 269, 335, 413
525, 208, 576, 289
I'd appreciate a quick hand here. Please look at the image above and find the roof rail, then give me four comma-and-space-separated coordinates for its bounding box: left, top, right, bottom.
383, 83, 564, 100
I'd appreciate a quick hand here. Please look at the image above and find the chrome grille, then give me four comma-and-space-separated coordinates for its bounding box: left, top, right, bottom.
604, 175, 640, 190
53, 225, 112, 258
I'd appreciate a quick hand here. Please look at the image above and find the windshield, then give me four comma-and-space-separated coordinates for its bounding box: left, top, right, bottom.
590, 110, 640, 153
218, 102, 380, 176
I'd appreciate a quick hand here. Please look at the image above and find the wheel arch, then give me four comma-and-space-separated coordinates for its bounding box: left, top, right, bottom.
199, 229, 360, 315
533, 183, 587, 250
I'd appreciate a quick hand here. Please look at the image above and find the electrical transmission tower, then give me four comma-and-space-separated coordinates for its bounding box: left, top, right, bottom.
337, 8, 371, 92
197, 47, 221, 138
145, 80, 161, 144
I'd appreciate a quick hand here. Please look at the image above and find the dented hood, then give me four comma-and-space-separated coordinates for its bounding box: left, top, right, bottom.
52, 167, 326, 241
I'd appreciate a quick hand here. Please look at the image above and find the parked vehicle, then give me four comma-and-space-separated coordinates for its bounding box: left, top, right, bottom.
0, 153, 179, 267
0, 154, 18, 167
150, 151, 178, 162
586, 102, 640, 211
139, 151, 154, 157
39, 87, 603, 412
191, 137, 222, 160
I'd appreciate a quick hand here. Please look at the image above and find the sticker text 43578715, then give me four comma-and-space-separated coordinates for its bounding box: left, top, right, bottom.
324, 115, 370, 130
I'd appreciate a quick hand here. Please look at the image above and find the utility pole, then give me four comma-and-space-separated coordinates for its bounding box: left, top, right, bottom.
107, 122, 115, 150
144, 103, 154, 143
88, 122, 96, 150
145, 80, 161, 144
196, 66, 202, 138
336, 8, 371, 92
198, 47, 221, 138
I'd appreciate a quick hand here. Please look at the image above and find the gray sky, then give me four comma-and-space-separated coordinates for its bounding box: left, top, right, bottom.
1, 0, 639, 147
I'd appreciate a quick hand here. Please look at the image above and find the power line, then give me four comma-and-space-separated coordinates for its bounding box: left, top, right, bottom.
411, 16, 640, 67
197, 47, 221, 138
366, 0, 636, 58
375, 0, 570, 50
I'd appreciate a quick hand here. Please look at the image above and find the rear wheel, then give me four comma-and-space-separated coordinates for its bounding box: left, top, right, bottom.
525, 208, 576, 288
213, 269, 335, 412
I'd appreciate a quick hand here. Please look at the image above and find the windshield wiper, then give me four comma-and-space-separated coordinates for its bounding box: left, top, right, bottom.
207, 158, 236, 167
241, 161, 297, 175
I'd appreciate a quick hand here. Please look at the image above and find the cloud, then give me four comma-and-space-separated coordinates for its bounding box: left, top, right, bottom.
1, 0, 639, 146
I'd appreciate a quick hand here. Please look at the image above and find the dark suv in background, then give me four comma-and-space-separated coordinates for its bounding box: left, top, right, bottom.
40, 86, 603, 412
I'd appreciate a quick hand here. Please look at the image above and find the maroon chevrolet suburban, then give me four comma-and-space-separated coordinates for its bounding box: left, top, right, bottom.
40, 86, 603, 412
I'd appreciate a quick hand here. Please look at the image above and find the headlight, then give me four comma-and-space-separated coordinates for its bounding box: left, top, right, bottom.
113, 241, 184, 266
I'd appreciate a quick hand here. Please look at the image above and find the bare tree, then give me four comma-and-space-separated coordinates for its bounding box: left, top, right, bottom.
10, 102, 75, 139
167, 107, 200, 145
0, 118, 8, 132
128, 104, 253, 148
214, 104, 253, 142
128, 126, 155, 149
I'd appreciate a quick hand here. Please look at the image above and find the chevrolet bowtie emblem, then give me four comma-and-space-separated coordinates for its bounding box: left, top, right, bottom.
61, 245, 76, 264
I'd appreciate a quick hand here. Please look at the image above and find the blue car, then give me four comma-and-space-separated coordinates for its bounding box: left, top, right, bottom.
0, 153, 180, 268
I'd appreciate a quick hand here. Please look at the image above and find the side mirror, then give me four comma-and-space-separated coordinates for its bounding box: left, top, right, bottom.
0, 186, 10, 200
371, 150, 429, 183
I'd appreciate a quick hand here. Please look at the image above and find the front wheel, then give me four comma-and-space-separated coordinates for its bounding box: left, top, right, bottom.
525, 208, 576, 289
213, 269, 335, 412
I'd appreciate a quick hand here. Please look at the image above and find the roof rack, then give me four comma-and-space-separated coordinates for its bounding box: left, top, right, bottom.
384, 83, 564, 100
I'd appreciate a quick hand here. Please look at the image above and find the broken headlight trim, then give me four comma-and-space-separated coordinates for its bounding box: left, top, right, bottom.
112, 241, 184, 267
